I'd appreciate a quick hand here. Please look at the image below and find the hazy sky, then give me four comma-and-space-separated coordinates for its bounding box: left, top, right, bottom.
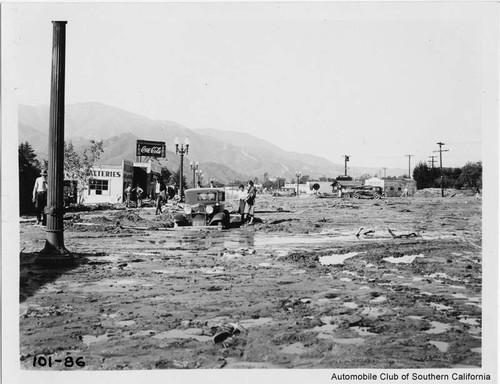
4, 2, 497, 169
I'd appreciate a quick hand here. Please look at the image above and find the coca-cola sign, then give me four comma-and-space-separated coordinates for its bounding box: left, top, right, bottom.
136, 140, 166, 158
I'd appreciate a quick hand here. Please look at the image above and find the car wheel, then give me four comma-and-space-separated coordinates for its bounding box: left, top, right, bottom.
353, 193, 360, 199
373, 193, 381, 199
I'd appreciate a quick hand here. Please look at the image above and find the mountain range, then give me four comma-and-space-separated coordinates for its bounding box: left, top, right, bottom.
18, 102, 403, 183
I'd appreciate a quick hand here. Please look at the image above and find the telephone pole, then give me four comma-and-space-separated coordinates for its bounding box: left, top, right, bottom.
405, 155, 413, 179
434, 142, 449, 197
428, 155, 437, 169
382, 167, 387, 178
343, 155, 350, 177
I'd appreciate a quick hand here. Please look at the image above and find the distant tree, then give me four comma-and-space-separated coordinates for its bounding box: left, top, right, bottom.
161, 166, 172, 184
263, 172, 269, 181
64, 140, 104, 204
456, 162, 482, 191
299, 175, 310, 184
19, 142, 42, 215
413, 162, 440, 189
171, 170, 188, 190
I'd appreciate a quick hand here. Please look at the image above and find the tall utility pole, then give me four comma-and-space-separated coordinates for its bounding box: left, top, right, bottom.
382, 167, 387, 178
36, 21, 73, 266
343, 155, 350, 177
428, 155, 437, 169
405, 155, 414, 179
434, 142, 449, 197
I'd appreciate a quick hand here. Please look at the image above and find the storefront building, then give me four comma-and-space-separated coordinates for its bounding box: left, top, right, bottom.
81, 160, 134, 204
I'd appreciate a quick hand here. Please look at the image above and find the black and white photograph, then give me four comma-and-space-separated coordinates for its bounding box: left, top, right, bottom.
2, 1, 498, 383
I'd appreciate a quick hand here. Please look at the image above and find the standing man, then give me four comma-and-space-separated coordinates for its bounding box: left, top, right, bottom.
133, 184, 144, 208
243, 180, 257, 225
155, 178, 167, 215
124, 183, 132, 208
32, 169, 48, 226
237, 184, 247, 222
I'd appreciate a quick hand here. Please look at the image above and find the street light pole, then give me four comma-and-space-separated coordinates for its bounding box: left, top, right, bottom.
190, 161, 199, 188
295, 171, 302, 196
175, 136, 189, 201
36, 21, 73, 265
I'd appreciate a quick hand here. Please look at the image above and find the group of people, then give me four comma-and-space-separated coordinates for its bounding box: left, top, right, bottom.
124, 178, 176, 215
236, 180, 257, 225
124, 183, 144, 209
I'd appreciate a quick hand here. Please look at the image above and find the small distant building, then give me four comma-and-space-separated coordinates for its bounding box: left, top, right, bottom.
365, 177, 417, 197
304, 181, 336, 195
284, 183, 309, 194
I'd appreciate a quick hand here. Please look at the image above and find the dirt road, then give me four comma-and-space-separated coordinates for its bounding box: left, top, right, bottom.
19, 193, 482, 369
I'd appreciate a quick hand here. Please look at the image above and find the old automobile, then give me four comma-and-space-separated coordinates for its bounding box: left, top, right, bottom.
351, 185, 384, 199
174, 188, 230, 228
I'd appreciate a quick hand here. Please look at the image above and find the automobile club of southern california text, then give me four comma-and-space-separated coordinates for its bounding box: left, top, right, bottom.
330, 372, 492, 381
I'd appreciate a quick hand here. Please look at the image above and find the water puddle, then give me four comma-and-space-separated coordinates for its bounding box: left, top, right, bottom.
239, 317, 273, 328
319, 252, 360, 266
198, 267, 225, 274
255, 235, 332, 246
258, 263, 273, 268
451, 293, 468, 299
361, 307, 392, 318
425, 321, 451, 334
351, 326, 377, 336
152, 270, 175, 274
459, 317, 480, 326
281, 342, 307, 354
471, 347, 481, 353
429, 340, 449, 353
370, 296, 387, 304
340, 278, 352, 282
383, 254, 424, 264
343, 302, 358, 309
117, 320, 136, 327
222, 252, 244, 259
153, 328, 212, 342
407, 315, 424, 320
101, 313, 119, 319
317, 334, 365, 345
82, 334, 109, 346
448, 285, 466, 290
430, 303, 453, 311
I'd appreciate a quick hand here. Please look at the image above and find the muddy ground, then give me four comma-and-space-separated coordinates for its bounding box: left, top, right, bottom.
19, 192, 482, 370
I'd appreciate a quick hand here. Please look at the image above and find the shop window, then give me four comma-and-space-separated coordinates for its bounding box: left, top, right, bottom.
89, 179, 109, 195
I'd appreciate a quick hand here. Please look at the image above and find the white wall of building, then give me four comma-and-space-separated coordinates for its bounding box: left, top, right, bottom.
81, 163, 130, 204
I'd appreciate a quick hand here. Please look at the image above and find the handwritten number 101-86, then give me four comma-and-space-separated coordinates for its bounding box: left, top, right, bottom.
33, 355, 85, 368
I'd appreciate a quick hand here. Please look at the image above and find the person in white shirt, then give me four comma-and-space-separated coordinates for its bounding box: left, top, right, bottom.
236, 184, 248, 222
32, 169, 48, 226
